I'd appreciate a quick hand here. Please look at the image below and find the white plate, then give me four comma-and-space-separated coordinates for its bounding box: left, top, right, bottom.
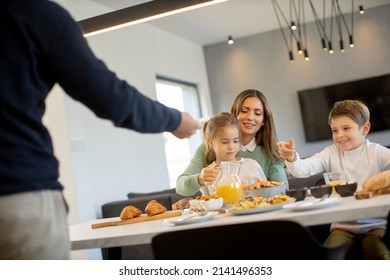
164, 211, 219, 225
228, 199, 295, 215
283, 197, 342, 212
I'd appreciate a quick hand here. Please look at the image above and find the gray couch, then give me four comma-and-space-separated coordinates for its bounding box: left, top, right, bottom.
100, 173, 325, 259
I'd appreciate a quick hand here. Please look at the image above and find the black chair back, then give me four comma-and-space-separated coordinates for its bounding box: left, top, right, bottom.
382, 210, 390, 249
152, 220, 348, 260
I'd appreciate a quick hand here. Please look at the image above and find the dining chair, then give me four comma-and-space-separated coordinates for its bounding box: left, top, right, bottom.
312, 177, 326, 187
382, 210, 390, 249
151, 220, 348, 260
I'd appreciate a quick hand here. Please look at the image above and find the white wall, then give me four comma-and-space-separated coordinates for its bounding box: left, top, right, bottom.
204, 4, 390, 157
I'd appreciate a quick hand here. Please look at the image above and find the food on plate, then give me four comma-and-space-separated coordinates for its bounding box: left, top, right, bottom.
233, 194, 290, 210
248, 179, 285, 189
355, 171, 390, 199
120, 205, 142, 220
195, 194, 217, 200
145, 200, 167, 216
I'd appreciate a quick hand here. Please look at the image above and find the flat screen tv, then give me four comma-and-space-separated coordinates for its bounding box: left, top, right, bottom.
298, 74, 390, 142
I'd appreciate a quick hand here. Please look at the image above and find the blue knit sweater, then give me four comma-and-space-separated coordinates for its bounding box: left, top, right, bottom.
0, 0, 181, 195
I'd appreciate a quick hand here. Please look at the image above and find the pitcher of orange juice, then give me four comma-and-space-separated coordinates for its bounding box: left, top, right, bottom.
215, 161, 243, 204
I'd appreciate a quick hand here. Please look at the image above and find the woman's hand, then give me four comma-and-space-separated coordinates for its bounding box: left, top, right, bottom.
198, 165, 220, 186
277, 138, 296, 162
172, 198, 191, 210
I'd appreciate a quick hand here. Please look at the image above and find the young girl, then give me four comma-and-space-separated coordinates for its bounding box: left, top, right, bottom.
199, 112, 266, 196
278, 99, 390, 259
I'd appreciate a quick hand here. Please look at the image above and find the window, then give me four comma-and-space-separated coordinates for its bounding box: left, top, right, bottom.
155, 77, 204, 188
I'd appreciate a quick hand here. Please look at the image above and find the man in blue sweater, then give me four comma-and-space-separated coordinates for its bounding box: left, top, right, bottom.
0, 0, 201, 259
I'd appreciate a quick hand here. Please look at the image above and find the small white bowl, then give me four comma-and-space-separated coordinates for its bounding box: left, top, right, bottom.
189, 198, 223, 211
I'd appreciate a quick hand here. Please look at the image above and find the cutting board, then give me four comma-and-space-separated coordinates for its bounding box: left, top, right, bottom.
91, 211, 182, 229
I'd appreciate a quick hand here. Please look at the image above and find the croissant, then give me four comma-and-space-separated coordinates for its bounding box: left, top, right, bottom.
120, 205, 142, 220
355, 186, 390, 199
363, 171, 390, 191
145, 200, 167, 216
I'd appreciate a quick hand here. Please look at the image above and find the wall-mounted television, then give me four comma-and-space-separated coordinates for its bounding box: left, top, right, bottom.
298, 74, 390, 142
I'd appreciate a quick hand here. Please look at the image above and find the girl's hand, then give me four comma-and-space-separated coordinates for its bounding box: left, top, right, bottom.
198, 164, 220, 186
172, 198, 191, 210
277, 138, 296, 162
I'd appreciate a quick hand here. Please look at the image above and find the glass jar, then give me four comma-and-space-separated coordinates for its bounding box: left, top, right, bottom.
215, 161, 243, 204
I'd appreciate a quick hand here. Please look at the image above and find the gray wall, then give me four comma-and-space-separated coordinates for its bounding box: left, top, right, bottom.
204, 4, 390, 157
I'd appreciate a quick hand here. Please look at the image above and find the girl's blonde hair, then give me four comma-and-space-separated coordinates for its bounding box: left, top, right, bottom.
203, 112, 239, 165
230, 89, 281, 163
328, 99, 370, 127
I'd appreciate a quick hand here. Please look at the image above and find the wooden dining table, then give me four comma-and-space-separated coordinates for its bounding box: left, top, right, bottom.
69, 194, 390, 251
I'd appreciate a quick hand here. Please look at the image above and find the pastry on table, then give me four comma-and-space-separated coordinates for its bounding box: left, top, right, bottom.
145, 200, 167, 216
120, 205, 142, 220
355, 171, 390, 199
363, 170, 390, 191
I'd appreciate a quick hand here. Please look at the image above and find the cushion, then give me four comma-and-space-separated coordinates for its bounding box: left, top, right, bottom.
287, 173, 324, 190
127, 188, 176, 199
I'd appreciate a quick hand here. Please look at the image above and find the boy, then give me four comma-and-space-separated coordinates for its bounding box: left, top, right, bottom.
277, 100, 390, 259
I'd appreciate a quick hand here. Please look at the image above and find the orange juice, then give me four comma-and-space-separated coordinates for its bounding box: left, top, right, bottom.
216, 183, 243, 204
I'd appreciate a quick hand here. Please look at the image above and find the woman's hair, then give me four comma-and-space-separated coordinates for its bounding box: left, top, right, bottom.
230, 89, 281, 163
328, 99, 370, 127
203, 112, 239, 165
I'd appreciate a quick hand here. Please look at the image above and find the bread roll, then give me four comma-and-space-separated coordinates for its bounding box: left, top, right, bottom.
145, 200, 167, 216
375, 186, 390, 195
120, 205, 142, 220
355, 189, 374, 199
363, 171, 390, 191
355, 186, 390, 199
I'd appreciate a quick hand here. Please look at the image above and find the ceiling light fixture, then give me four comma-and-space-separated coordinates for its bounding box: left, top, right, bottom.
227, 36, 234, 45
272, 0, 359, 62
359, 5, 365, 14
79, 0, 227, 37
290, 21, 297, 30
272, 0, 309, 61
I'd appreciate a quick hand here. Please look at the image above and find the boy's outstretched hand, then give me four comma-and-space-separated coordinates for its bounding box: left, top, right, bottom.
277, 138, 296, 162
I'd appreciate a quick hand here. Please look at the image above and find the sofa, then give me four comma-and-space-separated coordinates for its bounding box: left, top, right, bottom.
100, 173, 325, 259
